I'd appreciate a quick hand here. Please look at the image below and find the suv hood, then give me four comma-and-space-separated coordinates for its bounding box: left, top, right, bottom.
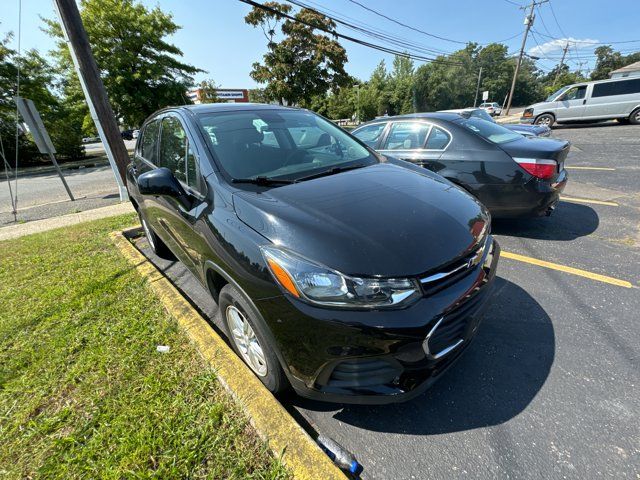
232, 163, 489, 277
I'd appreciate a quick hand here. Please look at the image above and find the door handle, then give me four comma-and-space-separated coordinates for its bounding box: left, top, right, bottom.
582, 99, 587, 105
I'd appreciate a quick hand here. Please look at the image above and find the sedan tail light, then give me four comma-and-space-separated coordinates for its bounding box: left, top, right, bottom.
513, 157, 557, 179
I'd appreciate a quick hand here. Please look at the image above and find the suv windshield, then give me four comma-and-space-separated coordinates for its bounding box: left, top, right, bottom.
546, 85, 571, 102
456, 117, 522, 144
197, 109, 375, 182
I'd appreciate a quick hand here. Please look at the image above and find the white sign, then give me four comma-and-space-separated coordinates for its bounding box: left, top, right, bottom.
216, 90, 245, 100
482, 90, 489, 101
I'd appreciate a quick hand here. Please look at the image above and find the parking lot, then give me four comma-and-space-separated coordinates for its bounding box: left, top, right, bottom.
133, 121, 639, 479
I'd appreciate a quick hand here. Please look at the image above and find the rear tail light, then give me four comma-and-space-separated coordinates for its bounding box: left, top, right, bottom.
513, 157, 557, 179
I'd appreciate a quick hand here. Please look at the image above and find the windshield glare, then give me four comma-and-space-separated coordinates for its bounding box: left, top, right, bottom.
457, 117, 522, 144
197, 110, 375, 181
546, 85, 570, 102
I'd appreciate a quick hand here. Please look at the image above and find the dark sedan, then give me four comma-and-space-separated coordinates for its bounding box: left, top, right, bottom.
441, 108, 551, 137
353, 113, 569, 218
127, 104, 500, 404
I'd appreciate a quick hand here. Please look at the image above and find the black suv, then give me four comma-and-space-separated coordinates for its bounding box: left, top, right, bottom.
127, 104, 500, 404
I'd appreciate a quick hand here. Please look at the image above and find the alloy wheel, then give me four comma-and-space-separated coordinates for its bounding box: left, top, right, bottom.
226, 305, 268, 377
537, 116, 551, 126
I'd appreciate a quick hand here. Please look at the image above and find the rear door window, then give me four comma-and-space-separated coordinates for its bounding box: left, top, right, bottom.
382, 122, 431, 150
424, 127, 451, 150
159, 116, 201, 192
140, 120, 160, 164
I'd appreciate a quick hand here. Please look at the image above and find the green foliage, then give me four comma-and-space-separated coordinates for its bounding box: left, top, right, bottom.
0, 214, 290, 479
199, 78, 220, 103
43, 0, 203, 128
590, 46, 640, 80
0, 30, 83, 167
244, 2, 350, 105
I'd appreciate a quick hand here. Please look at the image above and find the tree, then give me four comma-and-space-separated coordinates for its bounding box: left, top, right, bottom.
413, 43, 542, 111
1, 29, 83, 167
244, 2, 349, 105
591, 46, 640, 80
198, 79, 219, 104
43, 0, 203, 128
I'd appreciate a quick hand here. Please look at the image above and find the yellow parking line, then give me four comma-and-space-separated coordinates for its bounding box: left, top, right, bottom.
502, 251, 633, 288
560, 196, 619, 207
565, 166, 616, 171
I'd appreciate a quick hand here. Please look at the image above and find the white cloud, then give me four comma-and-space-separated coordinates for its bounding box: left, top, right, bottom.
528, 37, 599, 58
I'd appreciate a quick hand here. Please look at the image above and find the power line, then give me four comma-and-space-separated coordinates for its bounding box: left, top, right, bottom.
531, 28, 640, 45
287, 0, 455, 57
238, 0, 469, 66
344, 0, 468, 44
547, 1, 568, 38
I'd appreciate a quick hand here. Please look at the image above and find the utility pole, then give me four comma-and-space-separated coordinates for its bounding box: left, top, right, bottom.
504, 0, 548, 116
474, 66, 483, 107
554, 41, 570, 85
52, 0, 129, 200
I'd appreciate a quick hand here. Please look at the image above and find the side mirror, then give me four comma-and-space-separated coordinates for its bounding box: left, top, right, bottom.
137, 167, 190, 209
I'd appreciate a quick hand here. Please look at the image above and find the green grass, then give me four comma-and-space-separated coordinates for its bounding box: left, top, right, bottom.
0, 214, 290, 479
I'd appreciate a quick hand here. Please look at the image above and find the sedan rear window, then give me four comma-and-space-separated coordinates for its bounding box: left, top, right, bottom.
456, 117, 522, 144
198, 110, 375, 181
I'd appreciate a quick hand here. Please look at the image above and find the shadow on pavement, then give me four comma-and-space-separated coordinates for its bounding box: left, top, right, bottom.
492, 200, 598, 241
292, 277, 555, 435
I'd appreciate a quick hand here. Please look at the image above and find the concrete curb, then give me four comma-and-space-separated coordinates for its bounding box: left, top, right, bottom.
0, 203, 134, 241
110, 228, 346, 480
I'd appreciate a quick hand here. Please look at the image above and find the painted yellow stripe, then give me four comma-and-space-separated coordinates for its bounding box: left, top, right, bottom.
502, 251, 633, 288
560, 196, 619, 207
111, 229, 346, 480
565, 166, 616, 171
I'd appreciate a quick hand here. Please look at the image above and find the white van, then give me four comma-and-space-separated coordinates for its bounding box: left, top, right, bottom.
521, 77, 640, 127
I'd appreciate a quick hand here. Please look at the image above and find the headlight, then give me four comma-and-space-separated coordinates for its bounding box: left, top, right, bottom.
261, 246, 420, 309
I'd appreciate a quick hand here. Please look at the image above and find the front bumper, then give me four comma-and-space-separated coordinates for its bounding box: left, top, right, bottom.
519, 116, 535, 124
256, 238, 500, 404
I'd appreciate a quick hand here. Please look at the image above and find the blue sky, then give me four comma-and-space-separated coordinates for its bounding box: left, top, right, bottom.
3, 0, 640, 88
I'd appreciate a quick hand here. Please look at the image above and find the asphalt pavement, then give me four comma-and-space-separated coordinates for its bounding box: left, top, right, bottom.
123, 122, 640, 479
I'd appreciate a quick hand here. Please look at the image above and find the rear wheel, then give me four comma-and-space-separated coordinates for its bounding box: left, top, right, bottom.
219, 284, 288, 394
629, 107, 640, 125
138, 211, 175, 260
534, 113, 555, 127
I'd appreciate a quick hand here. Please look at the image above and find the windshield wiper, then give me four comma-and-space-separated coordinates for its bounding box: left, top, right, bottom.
231, 176, 295, 186
295, 164, 367, 182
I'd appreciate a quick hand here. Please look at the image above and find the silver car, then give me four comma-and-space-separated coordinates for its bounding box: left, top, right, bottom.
521, 77, 640, 127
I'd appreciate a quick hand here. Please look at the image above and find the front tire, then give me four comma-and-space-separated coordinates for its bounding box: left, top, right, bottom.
138, 210, 175, 260
629, 107, 640, 125
219, 284, 288, 394
534, 113, 555, 127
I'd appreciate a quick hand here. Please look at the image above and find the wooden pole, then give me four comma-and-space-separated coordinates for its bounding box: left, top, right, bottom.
53, 0, 129, 200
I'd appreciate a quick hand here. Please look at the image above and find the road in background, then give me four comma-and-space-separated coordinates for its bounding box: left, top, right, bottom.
0, 139, 135, 226
131, 122, 640, 479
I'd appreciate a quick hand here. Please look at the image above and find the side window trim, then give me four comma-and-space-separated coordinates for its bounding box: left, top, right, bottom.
424, 124, 453, 151
158, 113, 206, 198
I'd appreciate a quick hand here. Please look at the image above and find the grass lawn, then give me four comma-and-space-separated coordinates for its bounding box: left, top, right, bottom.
0, 214, 290, 479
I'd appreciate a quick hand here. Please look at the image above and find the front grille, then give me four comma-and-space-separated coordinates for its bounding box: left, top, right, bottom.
427, 290, 485, 358
420, 240, 486, 296
325, 358, 402, 389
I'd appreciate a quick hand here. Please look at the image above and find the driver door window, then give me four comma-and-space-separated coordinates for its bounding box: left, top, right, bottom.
560, 86, 586, 101
160, 117, 201, 192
